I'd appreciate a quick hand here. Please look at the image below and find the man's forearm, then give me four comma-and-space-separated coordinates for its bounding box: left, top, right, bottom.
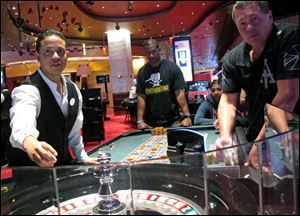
271, 79, 299, 113
137, 95, 146, 121
176, 89, 190, 115
218, 105, 236, 137
271, 95, 298, 113
266, 104, 289, 133
218, 94, 238, 138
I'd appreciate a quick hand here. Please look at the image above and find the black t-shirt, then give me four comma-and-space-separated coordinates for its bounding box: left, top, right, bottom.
136, 59, 186, 126
222, 23, 299, 141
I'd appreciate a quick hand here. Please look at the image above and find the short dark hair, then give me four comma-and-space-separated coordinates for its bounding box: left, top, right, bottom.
232, 1, 270, 22
144, 39, 159, 49
35, 29, 66, 53
208, 79, 222, 89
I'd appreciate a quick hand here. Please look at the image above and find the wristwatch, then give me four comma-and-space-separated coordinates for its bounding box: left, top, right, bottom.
182, 114, 191, 120
137, 119, 144, 125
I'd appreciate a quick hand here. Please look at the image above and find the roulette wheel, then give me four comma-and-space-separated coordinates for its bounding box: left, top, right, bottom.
1, 152, 257, 215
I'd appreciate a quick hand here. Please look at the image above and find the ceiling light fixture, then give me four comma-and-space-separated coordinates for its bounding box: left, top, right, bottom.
127, 1, 133, 11
86, 1, 95, 6
115, 22, 120, 30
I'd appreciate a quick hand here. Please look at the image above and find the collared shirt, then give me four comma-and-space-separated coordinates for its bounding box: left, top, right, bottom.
222, 23, 299, 141
9, 69, 88, 161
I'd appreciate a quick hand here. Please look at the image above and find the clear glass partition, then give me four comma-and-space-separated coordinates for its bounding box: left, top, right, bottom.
203, 128, 299, 215
1, 160, 206, 215
1, 167, 56, 215
257, 128, 299, 215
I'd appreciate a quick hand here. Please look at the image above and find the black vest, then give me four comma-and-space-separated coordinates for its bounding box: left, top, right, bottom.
9, 72, 79, 166
1, 83, 11, 120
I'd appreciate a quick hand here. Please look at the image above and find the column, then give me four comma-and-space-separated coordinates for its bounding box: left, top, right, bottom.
107, 29, 133, 114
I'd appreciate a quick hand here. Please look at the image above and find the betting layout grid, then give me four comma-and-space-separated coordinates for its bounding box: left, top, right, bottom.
121, 135, 169, 164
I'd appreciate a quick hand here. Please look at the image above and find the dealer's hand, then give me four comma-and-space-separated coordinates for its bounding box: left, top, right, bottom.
23, 136, 58, 167
83, 157, 100, 165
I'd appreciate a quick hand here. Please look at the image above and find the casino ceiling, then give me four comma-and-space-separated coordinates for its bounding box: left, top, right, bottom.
1, 1, 298, 68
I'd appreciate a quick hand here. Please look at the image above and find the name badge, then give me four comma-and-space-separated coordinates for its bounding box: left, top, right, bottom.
70, 98, 75, 106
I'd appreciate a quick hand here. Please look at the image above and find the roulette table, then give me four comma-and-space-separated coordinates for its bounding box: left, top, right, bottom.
1, 126, 298, 215
87, 125, 223, 163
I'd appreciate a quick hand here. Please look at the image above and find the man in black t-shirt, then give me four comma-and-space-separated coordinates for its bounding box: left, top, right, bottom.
136, 39, 192, 129
215, 1, 299, 167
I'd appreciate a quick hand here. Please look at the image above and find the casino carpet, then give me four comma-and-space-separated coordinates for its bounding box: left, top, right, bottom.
1, 113, 135, 180
84, 113, 136, 152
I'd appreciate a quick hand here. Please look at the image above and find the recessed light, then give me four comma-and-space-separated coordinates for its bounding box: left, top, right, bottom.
191, 12, 194, 15
156, 4, 160, 7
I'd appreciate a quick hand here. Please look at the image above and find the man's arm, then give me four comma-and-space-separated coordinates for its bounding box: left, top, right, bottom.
271, 79, 299, 113
10, 85, 58, 167
136, 94, 151, 129
194, 101, 214, 125
245, 104, 289, 170
215, 92, 239, 164
218, 92, 239, 139
175, 89, 192, 126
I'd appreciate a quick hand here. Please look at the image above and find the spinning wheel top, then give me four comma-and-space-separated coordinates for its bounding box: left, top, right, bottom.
97, 151, 111, 164
92, 151, 119, 179
92, 151, 127, 215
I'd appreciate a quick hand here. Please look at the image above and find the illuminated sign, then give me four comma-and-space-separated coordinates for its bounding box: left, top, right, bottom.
1, 66, 6, 84
172, 36, 194, 83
